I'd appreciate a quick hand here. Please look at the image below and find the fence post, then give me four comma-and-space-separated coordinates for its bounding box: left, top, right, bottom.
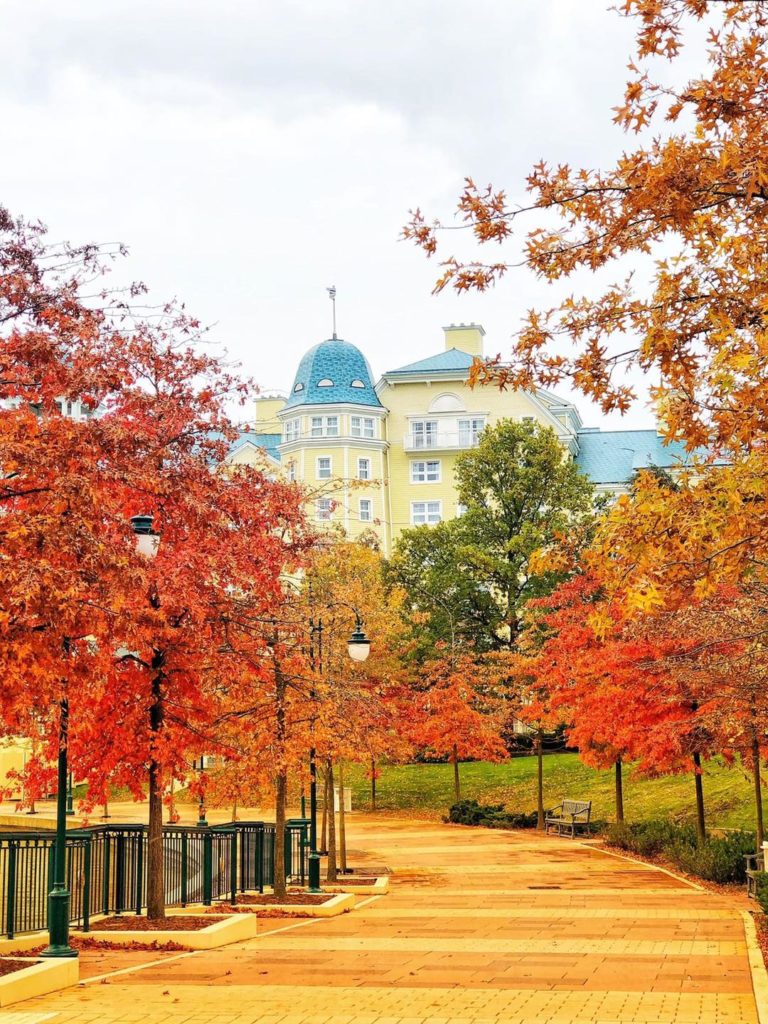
203, 831, 212, 906
300, 823, 307, 885
116, 833, 125, 915
102, 833, 111, 917
6, 842, 16, 940
239, 829, 245, 893
181, 831, 188, 908
257, 825, 264, 894
284, 826, 292, 881
229, 830, 237, 906
135, 832, 144, 916
82, 837, 92, 933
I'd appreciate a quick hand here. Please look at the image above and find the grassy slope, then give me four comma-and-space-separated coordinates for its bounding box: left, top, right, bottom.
343, 753, 758, 830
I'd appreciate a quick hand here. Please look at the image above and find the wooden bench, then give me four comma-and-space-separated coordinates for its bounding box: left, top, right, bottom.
545, 799, 592, 838
745, 849, 764, 898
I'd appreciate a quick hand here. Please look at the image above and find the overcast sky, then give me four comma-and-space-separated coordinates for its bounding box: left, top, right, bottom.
2, 0, 660, 429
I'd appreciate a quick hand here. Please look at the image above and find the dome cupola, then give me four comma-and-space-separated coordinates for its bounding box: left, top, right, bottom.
284, 337, 382, 409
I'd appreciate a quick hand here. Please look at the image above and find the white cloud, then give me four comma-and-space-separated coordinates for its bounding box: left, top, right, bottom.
0, 0, 670, 428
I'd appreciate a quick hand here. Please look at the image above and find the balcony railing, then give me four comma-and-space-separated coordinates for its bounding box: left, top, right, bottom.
403, 431, 482, 451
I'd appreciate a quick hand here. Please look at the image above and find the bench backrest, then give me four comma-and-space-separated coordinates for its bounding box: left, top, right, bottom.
562, 800, 591, 820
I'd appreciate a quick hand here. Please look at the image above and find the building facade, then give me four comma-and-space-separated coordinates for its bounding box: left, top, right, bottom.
227, 323, 695, 554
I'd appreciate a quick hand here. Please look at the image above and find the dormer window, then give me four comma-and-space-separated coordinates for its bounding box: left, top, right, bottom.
317, 378, 334, 387
293, 382, 304, 393
351, 379, 365, 388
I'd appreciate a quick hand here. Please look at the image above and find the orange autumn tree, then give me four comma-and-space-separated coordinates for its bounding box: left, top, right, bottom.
409, 651, 508, 804
0, 206, 311, 920
631, 585, 768, 846
405, 1, 768, 606
304, 540, 412, 878
518, 573, 710, 830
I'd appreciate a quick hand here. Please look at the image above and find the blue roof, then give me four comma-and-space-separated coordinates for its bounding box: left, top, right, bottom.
213, 430, 282, 464
284, 337, 382, 409
575, 429, 694, 484
384, 348, 475, 376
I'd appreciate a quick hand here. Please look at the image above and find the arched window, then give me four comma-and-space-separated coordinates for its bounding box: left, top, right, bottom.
351, 379, 366, 389
428, 392, 465, 413
293, 382, 304, 393
317, 378, 334, 387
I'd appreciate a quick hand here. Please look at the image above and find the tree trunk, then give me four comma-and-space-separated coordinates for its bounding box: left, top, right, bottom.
371, 757, 376, 812
692, 750, 706, 844
146, 673, 165, 921
751, 733, 764, 849
273, 770, 288, 900
338, 760, 347, 874
615, 757, 624, 824
536, 730, 545, 830
452, 744, 461, 802
320, 769, 329, 855
232, 800, 238, 822
326, 759, 337, 883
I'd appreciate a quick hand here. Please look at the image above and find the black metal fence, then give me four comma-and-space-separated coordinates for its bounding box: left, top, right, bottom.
0, 818, 309, 939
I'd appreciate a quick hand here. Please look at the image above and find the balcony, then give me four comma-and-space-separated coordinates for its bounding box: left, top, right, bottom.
402, 430, 482, 452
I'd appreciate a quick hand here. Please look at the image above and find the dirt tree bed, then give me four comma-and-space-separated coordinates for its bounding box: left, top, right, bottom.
224, 893, 330, 906
0, 959, 40, 977
90, 915, 226, 932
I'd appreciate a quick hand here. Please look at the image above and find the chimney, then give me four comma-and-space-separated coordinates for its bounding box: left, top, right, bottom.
443, 323, 485, 357
254, 395, 286, 434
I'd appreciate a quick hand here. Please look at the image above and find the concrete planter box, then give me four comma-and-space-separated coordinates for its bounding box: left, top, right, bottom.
0, 956, 79, 1006
72, 911, 257, 949
0, 932, 48, 955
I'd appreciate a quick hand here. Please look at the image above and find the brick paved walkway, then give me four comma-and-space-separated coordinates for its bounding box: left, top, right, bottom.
11, 816, 762, 1024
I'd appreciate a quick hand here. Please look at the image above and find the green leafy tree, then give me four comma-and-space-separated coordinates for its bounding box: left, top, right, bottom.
389, 420, 597, 656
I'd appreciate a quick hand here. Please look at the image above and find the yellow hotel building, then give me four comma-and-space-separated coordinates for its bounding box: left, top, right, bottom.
227, 323, 694, 556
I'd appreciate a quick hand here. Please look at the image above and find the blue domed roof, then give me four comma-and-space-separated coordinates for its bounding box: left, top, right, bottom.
283, 337, 383, 409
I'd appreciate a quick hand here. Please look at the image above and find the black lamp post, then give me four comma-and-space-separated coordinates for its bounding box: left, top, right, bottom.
307, 607, 370, 893
65, 772, 74, 816
195, 757, 208, 827
41, 696, 77, 959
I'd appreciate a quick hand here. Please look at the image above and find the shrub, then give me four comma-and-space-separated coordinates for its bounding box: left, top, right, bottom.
446, 799, 538, 829
666, 831, 756, 884
604, 819, 697, 857
754, 871, 768, 914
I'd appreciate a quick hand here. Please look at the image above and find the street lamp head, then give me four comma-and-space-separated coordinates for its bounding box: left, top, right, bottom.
130, 514, 160, 559
347, 622, 371, 662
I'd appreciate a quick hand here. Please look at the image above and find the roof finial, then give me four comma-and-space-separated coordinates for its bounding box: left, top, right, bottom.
326, 285, 337, 339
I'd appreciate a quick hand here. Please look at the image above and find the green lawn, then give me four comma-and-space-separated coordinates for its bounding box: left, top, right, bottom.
343, 754, 760, 831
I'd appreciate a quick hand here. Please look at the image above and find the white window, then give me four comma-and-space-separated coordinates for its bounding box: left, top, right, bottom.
309, 415, 339, 437
458, 417, 485, 447
411, 460, 441, 483
284, 418, 300, 442
411, 420, 438, 449
287, 461, 296, 482
456, 503, 467, 517
317, 457, 332, 479
411, 501, 442, 526
357, 458, 371, 480
316, 498, 333, 521
351, 416, 376, 438
359, 499, 372, 522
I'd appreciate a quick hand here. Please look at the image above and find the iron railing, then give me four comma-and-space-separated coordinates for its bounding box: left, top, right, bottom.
0, 818, 308, 939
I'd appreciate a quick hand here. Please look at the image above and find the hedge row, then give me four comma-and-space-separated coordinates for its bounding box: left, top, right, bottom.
604, 820, 757, 884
